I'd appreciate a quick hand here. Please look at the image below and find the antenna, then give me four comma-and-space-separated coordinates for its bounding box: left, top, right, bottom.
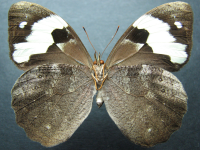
101, 26, 120, 57
83, 27, 98, 54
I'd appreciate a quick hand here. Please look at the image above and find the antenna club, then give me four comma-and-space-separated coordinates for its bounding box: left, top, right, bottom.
117, 26, 120, 31
83, 27, 98, 54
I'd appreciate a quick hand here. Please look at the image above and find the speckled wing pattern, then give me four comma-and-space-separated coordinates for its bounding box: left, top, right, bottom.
97, 64, 187, 147
8, 1, 193, 148
11, 64, 96, 147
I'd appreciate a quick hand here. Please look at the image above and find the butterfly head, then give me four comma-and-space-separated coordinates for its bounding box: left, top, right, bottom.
93, 52, 104, 66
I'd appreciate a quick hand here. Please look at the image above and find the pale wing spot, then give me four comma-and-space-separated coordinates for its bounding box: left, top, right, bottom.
45, 124, 51, 130
148, 128, 152, 132
174, 21, 183, 29
19, 21, 27, 28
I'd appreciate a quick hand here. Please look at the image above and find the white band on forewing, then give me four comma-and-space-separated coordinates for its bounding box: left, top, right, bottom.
133, 14, 187, 64
13, 15, 68, 63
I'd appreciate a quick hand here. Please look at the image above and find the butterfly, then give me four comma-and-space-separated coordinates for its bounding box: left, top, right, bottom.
8, 1, 193, 147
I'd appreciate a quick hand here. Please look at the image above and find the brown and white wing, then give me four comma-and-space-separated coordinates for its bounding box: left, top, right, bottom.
97, 65, 187, 147
8, 1, 93, 70
105, 2, 193, 72
11, 64, 96, 147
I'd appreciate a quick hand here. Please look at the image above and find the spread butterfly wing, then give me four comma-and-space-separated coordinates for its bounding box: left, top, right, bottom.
98, 65, 187, 147
8, 1, 93, 70
105, 2, 193, 72
11, 64, 96, 147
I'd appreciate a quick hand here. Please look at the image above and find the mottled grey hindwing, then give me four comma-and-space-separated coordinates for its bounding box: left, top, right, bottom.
11, 64, 96, 147
97, 64, 187, 147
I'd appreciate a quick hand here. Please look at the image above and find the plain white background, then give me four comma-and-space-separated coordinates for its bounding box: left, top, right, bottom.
0, 0, 199, 150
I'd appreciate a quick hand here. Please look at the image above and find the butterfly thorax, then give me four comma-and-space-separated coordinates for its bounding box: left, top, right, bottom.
91, 62, 108, 91
92, 64, 108, 90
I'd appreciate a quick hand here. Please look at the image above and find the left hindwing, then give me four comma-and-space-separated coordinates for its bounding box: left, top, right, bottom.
8, 1, 93, 70
11, 64, 96, 147
106, 2, 193, 72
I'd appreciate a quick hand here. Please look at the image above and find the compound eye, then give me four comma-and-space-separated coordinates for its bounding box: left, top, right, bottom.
100, 60, 104, 64
93, 61, 97, 65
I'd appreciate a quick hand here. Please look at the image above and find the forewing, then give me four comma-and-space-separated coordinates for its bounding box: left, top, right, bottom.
8, 1, 93, 70
106, 2, 193, 71
97, 65, 187, 147
11, 64, 96, 147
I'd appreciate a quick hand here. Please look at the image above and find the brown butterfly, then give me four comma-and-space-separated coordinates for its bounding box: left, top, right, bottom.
8, 1, 193, 147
